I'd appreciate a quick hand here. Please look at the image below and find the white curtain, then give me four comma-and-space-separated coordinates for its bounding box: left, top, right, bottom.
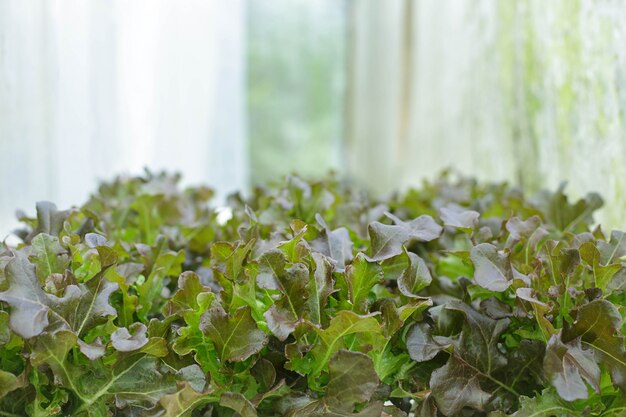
0, 0, 247, 236
344, 0, 406, 195
346, 0, 517, 194
347, 0, 626, 229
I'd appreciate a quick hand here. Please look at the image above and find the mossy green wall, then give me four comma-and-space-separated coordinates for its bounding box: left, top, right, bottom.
400, 0, 626, 229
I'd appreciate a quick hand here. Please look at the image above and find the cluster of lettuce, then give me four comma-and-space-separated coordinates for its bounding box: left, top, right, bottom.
0, 172, 624, 417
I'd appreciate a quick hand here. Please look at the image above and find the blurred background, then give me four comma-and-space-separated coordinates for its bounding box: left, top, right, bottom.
1, 0, 626, 234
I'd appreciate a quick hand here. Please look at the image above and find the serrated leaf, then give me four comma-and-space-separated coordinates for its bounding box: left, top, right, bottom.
397, 251, 432, 298
541, 185, 603, 232
312, 215, 353, 271
278, 221, 310, 263
84, 355, 176, 412
304, 311, 383, 377
507, 389, 588, 417
429, 301, 511, 416
167, 271, 210, 314
471, 243, 513, 292
367, 214, 442, 262
67, 272, 118, 337
0, 253, 82, 338
136, 237, 185, 319
544, 334, 600, 401
111, 323, 149, 352
345, 253, 383, 313
0, 253, 55, 338
31, 330, 176, 413
500, 340, 545, 397
325, 350, 379, 405
597, 230, 626, 265
251, 358, 276, 392
506, 215, 544, 242
439, 204, 479, 232
211, 239, 255, 283
29, 201, 71, 240
5, 243, 119, 340
563, 299, 626, 390
379, 297, 431, 338
220, 392, 257, 417
176, 364, 206, 392
430, 354, 492, 416
406, 322, 451, 362
77, 338, 106, 360
30, 234, 69, 283
200, 305, 267, 362
158, 383, 217, 417
169, 278, 222, 381
258, 249, 309, 340
579, 241, 622, 291
307, 252, 335, 325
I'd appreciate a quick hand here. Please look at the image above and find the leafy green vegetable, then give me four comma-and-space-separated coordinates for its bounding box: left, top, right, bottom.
0, 171, 624, 416
544, 334, 600, 401
200, 305, 267, 362
367, 213, 441, 261
470, 243, 513, 292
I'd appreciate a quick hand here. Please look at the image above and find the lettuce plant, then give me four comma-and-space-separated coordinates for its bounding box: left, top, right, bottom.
0, 172, 624, 416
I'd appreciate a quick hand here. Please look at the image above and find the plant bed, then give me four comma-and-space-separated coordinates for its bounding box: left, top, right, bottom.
0, 172, 624, 417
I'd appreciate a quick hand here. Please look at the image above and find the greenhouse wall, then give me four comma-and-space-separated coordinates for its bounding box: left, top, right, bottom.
348, 0, 626, 229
